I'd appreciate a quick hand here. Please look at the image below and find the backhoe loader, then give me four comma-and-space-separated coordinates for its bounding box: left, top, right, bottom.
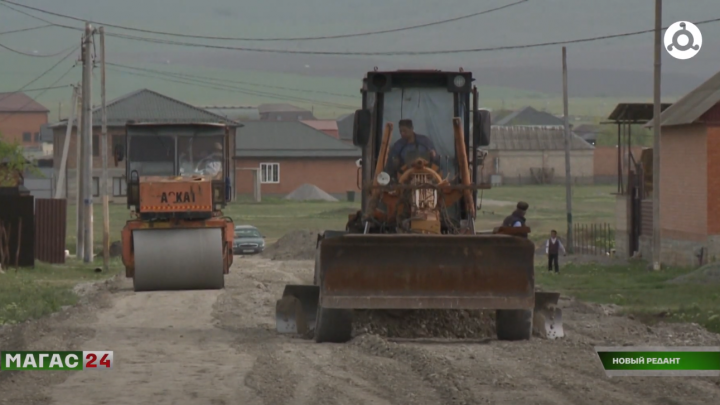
276, 70, 563, 342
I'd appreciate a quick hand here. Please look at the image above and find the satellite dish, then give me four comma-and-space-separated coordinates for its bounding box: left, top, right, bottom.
355, 158, 362, 168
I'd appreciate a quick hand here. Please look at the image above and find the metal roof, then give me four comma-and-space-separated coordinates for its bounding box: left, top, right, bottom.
0, 92, 49, 113
257, 103, 311, 113
48, 89, 239, 128
607, 103, 672, 123
336, 113, 354, 141
235, 121, 360, 158
301, 120, 338, 131
489, 126, 593, 151
645, 70, 720, 127
494, 106, 565, 127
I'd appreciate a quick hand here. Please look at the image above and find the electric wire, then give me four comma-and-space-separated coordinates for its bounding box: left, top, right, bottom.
0, 63, 77, 123
106, 65, 356, 109
0, 24, 53, 35
0, 44, 79, 103
106, 62, 358, 99
0, 0, 529, 42
3, 0, 719, 56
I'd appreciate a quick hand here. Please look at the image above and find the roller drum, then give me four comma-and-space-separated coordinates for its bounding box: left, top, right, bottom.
132, 228, 225, 291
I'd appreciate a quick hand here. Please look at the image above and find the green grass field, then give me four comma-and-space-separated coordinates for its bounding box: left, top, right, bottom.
536, 261, 720, 334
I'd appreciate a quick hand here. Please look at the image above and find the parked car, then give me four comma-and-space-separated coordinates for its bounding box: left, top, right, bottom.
233, 225, 266, 255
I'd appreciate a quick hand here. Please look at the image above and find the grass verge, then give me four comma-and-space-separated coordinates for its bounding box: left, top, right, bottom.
0, 259, 123, 326
536, 260, 720, 333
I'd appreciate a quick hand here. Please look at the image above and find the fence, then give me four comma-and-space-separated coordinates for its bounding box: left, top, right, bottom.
571, 223, 614, 256
0, 195, 35, 268
35, 198, 67, 264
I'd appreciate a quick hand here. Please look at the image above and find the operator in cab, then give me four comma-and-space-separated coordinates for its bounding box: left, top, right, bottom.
384, 119, 441, 179
197, 142, 224, 179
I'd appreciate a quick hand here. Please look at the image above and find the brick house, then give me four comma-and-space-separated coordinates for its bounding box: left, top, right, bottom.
0, 92, 49, 146
234, 121, 360, 198
639, 70, 720, 267
258, 103, 315, 121
480, 126, 594, 185
49, 89, 239, 203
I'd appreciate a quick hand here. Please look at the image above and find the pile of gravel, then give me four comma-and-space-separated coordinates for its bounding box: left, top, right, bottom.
262, 230, 319, 261
284, 184, 338, 202
353, 309, 496, 339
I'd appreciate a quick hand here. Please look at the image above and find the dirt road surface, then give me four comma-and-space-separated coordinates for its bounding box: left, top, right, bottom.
1, 256, 719, 405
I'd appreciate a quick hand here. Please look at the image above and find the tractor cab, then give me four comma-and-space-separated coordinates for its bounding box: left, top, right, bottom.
350, 70, 492, 233
120, 122, 231, 218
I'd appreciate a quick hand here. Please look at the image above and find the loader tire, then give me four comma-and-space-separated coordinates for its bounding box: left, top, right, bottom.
495, 309, 532, 341
314, 307, 353, 343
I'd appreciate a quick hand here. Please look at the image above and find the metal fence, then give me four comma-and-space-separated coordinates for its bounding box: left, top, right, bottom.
35, 198, 67, 264
572, 223, 614, 256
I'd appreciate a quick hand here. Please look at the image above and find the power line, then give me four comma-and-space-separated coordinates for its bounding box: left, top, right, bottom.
106, 65, 355, 109
4, 0, 719, 57
105, 17, 720, 56
0, 64, 77, 123
0, 41, 78, 57
0, 45, 79, 103
2, 84, 73, 92
0, 24, 53, 35
106, 62, 358, 99
107, 65, 355, 109
0, 0, 529, 42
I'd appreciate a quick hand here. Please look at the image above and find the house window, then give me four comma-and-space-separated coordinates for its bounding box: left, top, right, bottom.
92, 177, 100, 197
112, 177, 127, 196
260, 163, 279, 184
34, 132, 40, 142
22, 132, 31, 142
92, 135, 99, 156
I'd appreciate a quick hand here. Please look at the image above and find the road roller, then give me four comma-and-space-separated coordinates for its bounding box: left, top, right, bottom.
275, 69, 563, 342
119, 122, 235, 292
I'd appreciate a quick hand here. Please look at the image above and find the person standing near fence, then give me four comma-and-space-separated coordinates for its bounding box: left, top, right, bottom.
545, 230, 566, 273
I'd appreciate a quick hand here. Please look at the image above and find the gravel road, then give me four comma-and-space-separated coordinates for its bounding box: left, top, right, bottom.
1, 256, 719, 405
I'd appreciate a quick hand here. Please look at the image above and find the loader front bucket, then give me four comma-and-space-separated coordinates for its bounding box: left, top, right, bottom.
533, 291, 564, 339
316, 234, 536, 311
275, 285, 319, 335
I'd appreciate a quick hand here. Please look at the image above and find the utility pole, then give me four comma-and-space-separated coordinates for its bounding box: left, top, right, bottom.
82, 22, 94, 263
100, 27, 109, 272
75, 85, 84, 259
55, 85, 78, 199
652, 0, 662, 270
562, 46, 573, 253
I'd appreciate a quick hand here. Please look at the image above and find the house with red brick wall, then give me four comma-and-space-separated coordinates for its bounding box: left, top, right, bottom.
641, 70, 720, 267
0, 92, 49, 147
234, 121, 360, 198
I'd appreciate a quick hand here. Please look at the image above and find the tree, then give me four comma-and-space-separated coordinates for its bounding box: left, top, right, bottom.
0, 132, 40, 187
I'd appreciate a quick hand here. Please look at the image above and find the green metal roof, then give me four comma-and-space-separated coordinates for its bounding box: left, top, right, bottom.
49, 89, 239, 128
235, 121, 360, 158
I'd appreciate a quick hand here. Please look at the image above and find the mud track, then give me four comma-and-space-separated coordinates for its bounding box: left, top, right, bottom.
1, 256, 719, 404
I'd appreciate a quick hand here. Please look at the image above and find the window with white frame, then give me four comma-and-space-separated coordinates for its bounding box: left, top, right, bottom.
113, 177, 127, 196
260, 163, 279, 184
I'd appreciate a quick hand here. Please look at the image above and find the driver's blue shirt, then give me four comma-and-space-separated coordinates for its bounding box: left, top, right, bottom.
387, 134, 439, 167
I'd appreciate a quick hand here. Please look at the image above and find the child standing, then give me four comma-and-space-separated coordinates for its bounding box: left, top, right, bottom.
545, 230, 566, 273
